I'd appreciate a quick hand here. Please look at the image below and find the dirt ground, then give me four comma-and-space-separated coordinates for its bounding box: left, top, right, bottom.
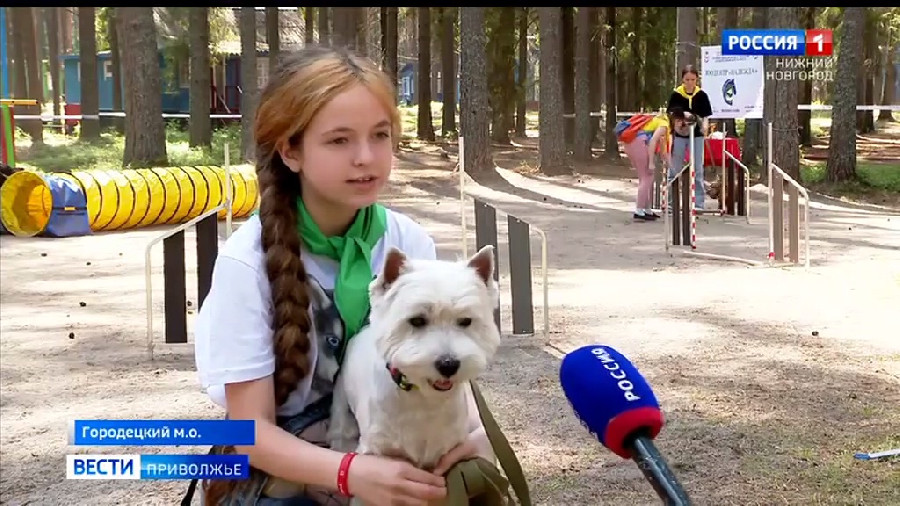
1, 144, 898, 505
803, 120, 900, 162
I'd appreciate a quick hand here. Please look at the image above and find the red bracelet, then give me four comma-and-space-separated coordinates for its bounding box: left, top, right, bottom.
337, 451, 358, 497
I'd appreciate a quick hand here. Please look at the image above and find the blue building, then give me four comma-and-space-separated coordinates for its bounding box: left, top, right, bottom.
398, 62, 461, 106
61, 48, 270, 125
397, 57, 537, 107
894, 46, 899, 105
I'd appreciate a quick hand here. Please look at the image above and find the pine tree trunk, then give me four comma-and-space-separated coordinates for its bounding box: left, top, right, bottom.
458, 7, 493, 177
239, 7, 257, 162
603, 7, 618, 159
589, 8, 602, 141
33, 7, 44, 100
356, 8, 368, 57
856, 10, 875, 133
45, 8, 62, 129
514, 7, 528, 137
304, 7, 315, 44
537, 7, 569, 173
118, 7, 167, 167
878, 38, 896, 122
675, 8, 698, 79
769, 8, 800, 181
716, 7, 738, 135
13, 8, 42, 143
629, 7, 643, 112
488, 7, 516, 144
77, 7, 99, 140
441, 7, 458, 137
642, 8, 661, 109
826, 7, 865, 183
189, 7, 211, 148
10, 13, 26, 101
798, 8, 815, 147
742, 7, 766, 167
266, 7, 280, 63
382, 8, 398, 88
318, 7, 330, 45
499, 7, 517, 141
61, 7, 74, 54
417, 8, 434, 141
107, 8, 124, 133
573, 6, 593, 162
332, 8, 355, 50
561, 8, 575, 148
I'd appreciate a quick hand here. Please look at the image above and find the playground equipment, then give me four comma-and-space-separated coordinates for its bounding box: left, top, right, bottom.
0, 164, 258, 238
458, 136, 549, 337
145, 146, 235, 358
1, 99, 38, 167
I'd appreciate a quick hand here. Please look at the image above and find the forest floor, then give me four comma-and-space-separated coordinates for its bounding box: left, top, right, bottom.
2, 126, 899, 504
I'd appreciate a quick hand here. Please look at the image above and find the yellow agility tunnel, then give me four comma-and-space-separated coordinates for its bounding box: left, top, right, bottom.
0, 165, 258, 238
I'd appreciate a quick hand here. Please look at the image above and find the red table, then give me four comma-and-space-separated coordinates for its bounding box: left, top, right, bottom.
678, 137, 742, 166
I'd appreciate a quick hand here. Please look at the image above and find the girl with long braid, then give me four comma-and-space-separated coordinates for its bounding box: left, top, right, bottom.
191, 46, 495, 506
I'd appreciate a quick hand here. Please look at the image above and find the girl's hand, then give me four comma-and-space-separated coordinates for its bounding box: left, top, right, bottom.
347, 453, 447, 506
432, 428, 492, 477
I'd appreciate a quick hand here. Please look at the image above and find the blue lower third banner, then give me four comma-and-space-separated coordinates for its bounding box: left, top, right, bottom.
66, 454, 251, 480
69, 419, 255, 446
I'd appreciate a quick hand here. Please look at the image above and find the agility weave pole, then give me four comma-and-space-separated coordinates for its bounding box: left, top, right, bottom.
144, 145, 235, 359
458, 137, 550, 338
663, 129, 764, 267
651, 129, 749, 221
767, 122, 811, 269
663, 125, 811, 268
663, 128, 699, 251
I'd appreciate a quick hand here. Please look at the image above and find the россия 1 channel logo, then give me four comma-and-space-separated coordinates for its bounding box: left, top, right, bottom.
721, 29, 833, 57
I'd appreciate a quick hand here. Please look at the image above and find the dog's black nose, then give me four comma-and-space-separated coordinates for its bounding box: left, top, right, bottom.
435, 356, 460, 378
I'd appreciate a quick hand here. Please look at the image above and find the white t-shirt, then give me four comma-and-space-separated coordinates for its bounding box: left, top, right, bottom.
193, 208, 437, 417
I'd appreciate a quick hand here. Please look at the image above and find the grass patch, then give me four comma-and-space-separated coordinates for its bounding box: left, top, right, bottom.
801, 162, 900, 192
16, 123, 243, 173
801, 161, 900, 207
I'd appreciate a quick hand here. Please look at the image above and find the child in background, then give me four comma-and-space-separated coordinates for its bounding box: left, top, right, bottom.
667, 65, 713, 210
621, 108, 690, 221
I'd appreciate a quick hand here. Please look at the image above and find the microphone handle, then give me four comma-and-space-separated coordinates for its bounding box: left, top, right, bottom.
627, 431, 692, 506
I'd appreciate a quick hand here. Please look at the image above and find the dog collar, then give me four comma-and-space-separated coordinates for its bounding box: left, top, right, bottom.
385, 363, 417, 391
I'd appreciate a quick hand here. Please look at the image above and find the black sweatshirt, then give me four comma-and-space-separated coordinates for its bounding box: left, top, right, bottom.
666, 86, 713, 138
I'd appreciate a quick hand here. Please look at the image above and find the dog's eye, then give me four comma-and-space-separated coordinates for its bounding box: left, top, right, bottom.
408, 316, 428, 328
457, 317, 472, 328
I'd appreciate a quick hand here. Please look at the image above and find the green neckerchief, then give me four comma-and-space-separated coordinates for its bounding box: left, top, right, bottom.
296, 199, 387, 344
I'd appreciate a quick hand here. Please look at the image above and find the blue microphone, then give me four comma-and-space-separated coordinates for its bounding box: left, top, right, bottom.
560, 345, 691, 505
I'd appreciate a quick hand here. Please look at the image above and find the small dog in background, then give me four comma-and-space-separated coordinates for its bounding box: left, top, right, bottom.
327, 245, 502, 480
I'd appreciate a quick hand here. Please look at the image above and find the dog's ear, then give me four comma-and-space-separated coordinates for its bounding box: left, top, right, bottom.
467, 245, 495, 285
379, 247, 408, 290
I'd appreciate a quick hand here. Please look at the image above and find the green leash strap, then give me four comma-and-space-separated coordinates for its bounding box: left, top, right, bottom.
445, 457, 512, 506
453, 381, 531, 506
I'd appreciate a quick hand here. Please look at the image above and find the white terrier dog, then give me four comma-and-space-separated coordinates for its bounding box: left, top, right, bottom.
327, 245, 502, 475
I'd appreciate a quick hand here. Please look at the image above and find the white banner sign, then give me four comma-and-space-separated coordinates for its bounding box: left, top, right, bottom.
701, 45, 764, 119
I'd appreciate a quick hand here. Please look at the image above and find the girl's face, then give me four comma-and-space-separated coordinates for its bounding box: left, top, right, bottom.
280, 84, 395, 217
682, 72, 698, 92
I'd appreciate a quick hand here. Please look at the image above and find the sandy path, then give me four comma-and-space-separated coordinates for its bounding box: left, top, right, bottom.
1, 154, 898, 505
